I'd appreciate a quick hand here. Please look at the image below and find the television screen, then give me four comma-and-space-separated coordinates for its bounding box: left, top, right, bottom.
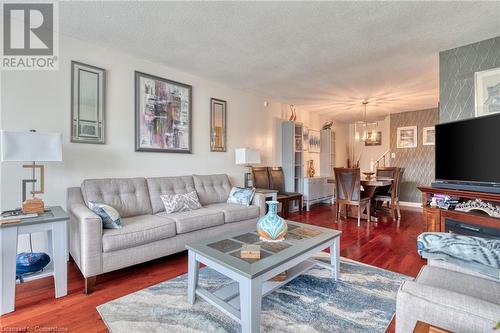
435, 114, 500, 184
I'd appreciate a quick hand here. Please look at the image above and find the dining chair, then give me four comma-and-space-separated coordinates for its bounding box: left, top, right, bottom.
334, 167, 371, 226
268, 166, 303, 218
374, 167, 405, 220
251, 166, 271, 189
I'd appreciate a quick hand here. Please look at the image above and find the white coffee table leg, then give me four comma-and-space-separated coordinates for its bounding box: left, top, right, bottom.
330, 238, 340, 280
239, 278, 262, 333
52, 221, 68, 298
187, 250, 199, 304
0, 227, 18, 315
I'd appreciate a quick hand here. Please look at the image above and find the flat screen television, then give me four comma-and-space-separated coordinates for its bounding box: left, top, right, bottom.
435, 113, 500, 185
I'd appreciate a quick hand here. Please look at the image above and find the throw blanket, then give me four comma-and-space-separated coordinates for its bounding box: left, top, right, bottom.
417, 232, 500, 280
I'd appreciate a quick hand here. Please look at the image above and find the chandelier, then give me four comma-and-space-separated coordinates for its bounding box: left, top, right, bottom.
354, 101, 378, 143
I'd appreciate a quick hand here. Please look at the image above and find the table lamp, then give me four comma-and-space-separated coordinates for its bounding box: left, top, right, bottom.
1, 130, 63, 214
235, 148, 261, 188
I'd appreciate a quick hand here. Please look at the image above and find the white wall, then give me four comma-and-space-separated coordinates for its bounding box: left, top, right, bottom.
348, 116, 391, 171
1, 36, 316, 252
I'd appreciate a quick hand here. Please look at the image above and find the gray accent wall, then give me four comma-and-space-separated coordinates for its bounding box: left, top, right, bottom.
390, 108, 438, 203
439, 36, 500, 123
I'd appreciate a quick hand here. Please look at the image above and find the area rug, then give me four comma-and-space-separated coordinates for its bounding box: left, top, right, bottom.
97, 255, 410, 333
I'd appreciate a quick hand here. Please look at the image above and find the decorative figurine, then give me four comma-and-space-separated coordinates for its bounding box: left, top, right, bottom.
257, 201, 288, 242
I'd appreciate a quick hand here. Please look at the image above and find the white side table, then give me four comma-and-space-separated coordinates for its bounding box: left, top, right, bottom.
0, 206, 68, 315
254, 188, 278, 202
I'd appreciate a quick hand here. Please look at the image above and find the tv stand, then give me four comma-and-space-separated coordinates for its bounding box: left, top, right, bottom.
431, 181, 500, 194
419, 186, 500, 235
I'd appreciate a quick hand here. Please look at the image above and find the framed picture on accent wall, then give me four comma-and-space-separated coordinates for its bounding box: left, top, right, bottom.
397, 126, 417, 148
475, 67, 500, 118
308, 129, 321, 153
423, 127, 435, 146
135, 71, 192, 153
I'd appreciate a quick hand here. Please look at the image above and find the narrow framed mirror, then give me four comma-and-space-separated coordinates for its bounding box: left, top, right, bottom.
210, 98, 227, 152
71, 61, 106, 144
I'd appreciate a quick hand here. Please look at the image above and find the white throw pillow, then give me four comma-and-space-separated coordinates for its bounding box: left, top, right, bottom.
160, 191, 202, 213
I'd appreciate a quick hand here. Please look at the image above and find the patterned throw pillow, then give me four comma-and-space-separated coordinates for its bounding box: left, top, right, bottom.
88, 202, 122, 229
160, 191, 202, 214
227, 187, 255, 206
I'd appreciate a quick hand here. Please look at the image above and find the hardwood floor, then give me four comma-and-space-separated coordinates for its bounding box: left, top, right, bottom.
1, 205, 425, 332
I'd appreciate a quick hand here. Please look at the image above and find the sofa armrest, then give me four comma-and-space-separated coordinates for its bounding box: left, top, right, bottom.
68, 187, 103, 278
252, 192, 266, 216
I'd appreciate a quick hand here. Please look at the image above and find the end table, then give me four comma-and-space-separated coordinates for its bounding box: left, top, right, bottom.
0, 206, 69, 315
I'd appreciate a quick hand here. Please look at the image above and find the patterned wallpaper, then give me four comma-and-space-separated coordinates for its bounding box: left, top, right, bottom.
390, 108, 438, 203
439, 36, 500, 123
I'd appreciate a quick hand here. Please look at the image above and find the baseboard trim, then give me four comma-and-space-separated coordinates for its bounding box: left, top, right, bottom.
399, 201, 422, 208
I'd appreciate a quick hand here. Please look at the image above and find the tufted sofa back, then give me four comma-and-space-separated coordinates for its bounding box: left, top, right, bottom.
146, 176, 196, 214
193, 174, 232, 205
81, 178, 152, 218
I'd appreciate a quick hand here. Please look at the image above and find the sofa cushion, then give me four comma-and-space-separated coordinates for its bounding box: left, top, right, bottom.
102, 215, 176, 253
146, 176, 196, 214
416, 265, 500, 305
82, 178, 152, 218
156, 208, 224, 234
227, 187, 255, 206
205, 203, 260, 223
193, 174, 232, 205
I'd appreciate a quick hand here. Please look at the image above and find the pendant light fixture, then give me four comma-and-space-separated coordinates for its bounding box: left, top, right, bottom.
354, 101, 378, 143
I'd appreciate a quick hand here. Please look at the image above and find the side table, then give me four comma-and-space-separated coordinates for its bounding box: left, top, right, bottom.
254, 188, 278, 202
0, 206, 69, 315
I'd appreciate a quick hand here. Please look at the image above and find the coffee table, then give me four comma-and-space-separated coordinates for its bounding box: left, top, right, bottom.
186, 221, 341, 333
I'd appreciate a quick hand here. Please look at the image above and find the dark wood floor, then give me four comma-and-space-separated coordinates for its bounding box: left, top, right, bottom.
1, 204, 425, 332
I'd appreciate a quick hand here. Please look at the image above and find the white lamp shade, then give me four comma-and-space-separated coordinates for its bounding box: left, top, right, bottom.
235, 148, 261, 165
1, 130, 62, 162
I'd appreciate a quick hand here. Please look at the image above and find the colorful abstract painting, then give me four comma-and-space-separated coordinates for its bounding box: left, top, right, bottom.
135, 71, 192, 153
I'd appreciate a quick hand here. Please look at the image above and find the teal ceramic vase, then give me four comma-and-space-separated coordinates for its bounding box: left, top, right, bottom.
257, 201, 287, 242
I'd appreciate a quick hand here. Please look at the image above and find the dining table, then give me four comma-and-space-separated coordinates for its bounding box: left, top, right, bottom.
327, 176, 393, 222
360, 176, 393, 222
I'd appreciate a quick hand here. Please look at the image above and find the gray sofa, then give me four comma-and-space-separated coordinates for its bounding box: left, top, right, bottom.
396, 259, 500, 333
67, 174, 265, 293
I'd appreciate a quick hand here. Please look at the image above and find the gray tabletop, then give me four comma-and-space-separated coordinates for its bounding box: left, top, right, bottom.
186, 220, 341, 279
0, 206, 68, 229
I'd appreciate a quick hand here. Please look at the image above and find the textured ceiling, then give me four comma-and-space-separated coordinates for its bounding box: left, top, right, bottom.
59, 1, 500, 122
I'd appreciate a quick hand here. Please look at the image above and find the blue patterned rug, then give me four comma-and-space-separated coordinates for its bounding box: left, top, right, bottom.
97, 255, 409, 333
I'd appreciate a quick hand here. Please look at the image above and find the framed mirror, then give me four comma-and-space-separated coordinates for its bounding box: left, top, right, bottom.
210, 98, 227, 152
71, 61, 106, 144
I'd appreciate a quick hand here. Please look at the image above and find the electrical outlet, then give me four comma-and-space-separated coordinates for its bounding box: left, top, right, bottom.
391, 152, 396, 158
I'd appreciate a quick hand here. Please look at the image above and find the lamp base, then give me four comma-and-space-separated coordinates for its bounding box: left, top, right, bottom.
22, 198, 45, 214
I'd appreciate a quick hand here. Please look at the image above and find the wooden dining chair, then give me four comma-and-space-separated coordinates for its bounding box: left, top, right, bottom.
374, 167, 405, 220
251, 166, 271, 189
268, 166, 303, 218
334, 168, 370, 226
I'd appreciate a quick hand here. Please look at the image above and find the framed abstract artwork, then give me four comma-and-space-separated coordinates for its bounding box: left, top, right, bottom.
475, 67, 500, 118
210, 98, 226, 152
397, 126, 417, 148
423, 127, 435, 146
135, 71, 192, 153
